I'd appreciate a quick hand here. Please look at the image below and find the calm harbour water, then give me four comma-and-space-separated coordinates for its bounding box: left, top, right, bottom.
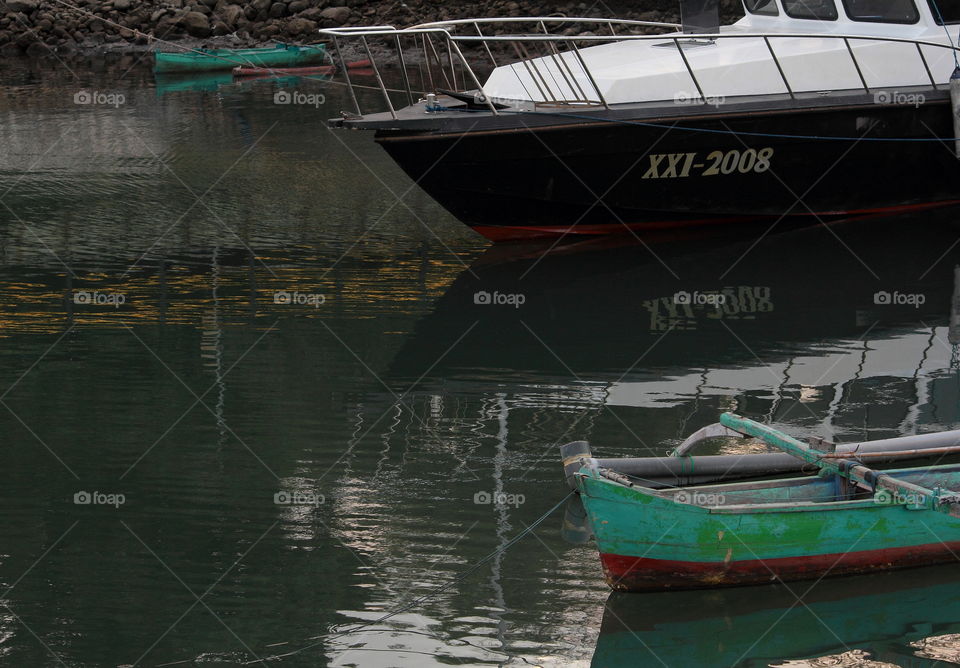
2, 55, 960, 667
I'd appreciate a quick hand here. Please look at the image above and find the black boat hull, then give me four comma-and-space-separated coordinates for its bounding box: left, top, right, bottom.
375, 98, 960, 241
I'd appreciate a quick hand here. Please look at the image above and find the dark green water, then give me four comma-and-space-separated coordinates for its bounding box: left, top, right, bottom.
2, 55, 960, 667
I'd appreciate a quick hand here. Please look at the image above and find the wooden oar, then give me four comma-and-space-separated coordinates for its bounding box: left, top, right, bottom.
719, 413, 960, 517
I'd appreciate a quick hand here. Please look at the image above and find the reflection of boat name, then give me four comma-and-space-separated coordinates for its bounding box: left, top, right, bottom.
644, 286, 772, 331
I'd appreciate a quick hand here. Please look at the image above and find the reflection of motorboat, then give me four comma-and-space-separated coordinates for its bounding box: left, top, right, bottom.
392, 214, 960, 383
593, 563, 960, 667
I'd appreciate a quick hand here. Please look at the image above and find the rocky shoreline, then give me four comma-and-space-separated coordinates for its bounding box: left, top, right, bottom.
1, 0, 744, 58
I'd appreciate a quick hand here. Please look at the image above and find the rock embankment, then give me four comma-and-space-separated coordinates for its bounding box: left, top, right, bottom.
0, 0, 744, 56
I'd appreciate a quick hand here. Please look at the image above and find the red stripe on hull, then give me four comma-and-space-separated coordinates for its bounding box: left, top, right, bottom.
471, 200, 960, 242
600, 542, 960, 592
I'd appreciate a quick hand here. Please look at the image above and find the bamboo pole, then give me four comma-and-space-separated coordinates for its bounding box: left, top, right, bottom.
719, 413, 960, 516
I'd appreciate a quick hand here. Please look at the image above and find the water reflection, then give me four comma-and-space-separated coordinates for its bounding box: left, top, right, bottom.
593, 564, 960, 668
2, 55, 960, 667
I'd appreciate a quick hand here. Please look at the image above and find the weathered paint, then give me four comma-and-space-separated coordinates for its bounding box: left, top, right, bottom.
577, 462, 960, 591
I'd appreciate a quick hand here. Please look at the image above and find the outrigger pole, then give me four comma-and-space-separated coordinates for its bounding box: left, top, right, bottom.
720, 413, 960, 517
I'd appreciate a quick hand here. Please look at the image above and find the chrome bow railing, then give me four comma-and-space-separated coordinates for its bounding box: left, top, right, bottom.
320, 17, 960, 119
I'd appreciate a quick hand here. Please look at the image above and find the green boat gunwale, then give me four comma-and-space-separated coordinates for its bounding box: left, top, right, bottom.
576, 460, 960, 516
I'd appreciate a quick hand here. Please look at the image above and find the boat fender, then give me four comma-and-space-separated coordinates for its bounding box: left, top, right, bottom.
952, 66, 960, 158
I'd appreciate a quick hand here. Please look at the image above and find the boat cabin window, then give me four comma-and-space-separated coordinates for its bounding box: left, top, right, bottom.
928, 0, 960, 23
843, 0, 919, 22
744, 0, 780, 15
782, 0, 839, 19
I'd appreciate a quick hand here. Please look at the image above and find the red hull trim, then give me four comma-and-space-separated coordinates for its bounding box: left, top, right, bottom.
600, 541, 960, 591
471, 200, 960, 242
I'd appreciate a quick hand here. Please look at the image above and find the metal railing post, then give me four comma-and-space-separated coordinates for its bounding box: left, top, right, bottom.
361, 36, 397, 119
540, 20, 590, 103
843, 37, 870, 93
333, 36, 362, 116
570, 40, 609, 108
475, 22, 499, 67
673, 37, 706, 102
764, 36, 795, 99
915, 42, 937, 90
450, 39, 501, 114
395, 34, 415, 106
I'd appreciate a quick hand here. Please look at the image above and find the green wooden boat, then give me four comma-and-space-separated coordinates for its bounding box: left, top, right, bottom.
153, 43, 327, 74
577, 413, 960, 592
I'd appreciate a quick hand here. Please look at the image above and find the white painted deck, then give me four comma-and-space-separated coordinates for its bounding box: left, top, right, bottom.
481, 9, 960, 105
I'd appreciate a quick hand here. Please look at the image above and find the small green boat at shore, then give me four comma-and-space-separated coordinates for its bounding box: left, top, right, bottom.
153, 43, 327, 74
577, 413, 960, 592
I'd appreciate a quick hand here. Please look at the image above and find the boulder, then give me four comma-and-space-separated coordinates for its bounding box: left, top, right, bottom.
287, 0, 308, 12
298, 7, 323, 20
256, 23, 281, 37
218, 3, 243, 27
319, 5, 348, 25
285, 16, 315, 35
180, 10, 211, 36
6, 0, 38, 13
113, 0, 130, 9
268, 1, 286, 18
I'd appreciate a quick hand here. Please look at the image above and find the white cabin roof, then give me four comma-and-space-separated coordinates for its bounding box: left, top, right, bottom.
481, 0, 960, 105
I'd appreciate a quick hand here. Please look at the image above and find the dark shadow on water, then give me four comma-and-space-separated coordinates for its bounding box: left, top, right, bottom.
593, 562, 960, 667
391, 209, 960, 382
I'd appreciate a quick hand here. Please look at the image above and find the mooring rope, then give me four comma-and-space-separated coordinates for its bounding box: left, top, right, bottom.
224, 490, 575, 664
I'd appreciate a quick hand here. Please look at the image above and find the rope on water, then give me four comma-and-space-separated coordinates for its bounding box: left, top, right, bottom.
233, 489, 576, 664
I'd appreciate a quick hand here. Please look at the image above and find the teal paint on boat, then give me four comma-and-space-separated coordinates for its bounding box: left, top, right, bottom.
578, 455, 960, 590
153, 43, 328, 74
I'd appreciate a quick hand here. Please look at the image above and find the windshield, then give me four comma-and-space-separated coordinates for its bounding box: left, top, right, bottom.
843, 0, 919, 22
782, 0, 839, 19
928, 0, 960, 23
745, 0, 780, 15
